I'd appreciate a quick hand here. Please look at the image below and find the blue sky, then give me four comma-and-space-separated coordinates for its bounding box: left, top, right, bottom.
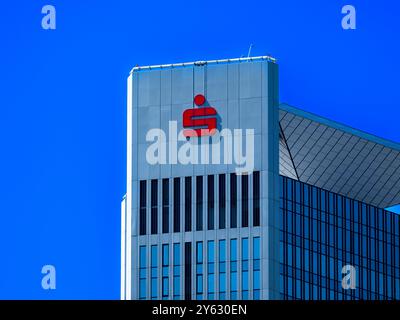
0, 0, 399, 299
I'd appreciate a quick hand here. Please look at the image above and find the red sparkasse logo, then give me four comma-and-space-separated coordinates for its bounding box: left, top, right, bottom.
183, 94, 217, 137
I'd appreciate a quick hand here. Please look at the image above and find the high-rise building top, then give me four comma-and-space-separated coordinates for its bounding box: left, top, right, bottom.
130, 56, 277, 73
121, 57, 400, 300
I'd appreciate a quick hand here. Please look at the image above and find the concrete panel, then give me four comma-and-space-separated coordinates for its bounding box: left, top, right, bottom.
239, 62, 262, 99
171, 68, 193, 104
138, 70, 161, 107
206, 64, 228, 101
239, 97, 262, 135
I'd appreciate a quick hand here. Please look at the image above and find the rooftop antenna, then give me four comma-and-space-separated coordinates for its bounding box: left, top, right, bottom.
247, 44, 254, 60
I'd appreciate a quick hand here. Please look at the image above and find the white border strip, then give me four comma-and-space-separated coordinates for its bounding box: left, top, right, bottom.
125, 74, 133, 300
120, 196, 126, 300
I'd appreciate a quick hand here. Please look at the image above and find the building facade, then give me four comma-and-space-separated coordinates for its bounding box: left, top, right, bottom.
280, 175, 400, 300
121, 57, 400, 300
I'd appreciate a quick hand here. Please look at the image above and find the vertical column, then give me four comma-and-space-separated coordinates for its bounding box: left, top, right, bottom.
260, 61, 280, 300
126, 73, 133, 300
120, 197, 126, 300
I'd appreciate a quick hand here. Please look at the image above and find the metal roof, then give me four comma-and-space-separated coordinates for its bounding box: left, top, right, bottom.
279, 103, 400, 209
130, 55, 276, 74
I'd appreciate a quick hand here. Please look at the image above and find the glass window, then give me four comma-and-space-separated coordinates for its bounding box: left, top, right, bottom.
184, 242, 192, 300
196, 176, 203, 231
139, 246, 146, 299
162, 179, 169, 233
162, 244, 169, 267
219, 240, 226, 299
151, 245, 157, 299
296, 246, 301, 268
378, 209, 383, 230
279, 175, 400, 301
230, 239, 238, 299
328, 192, 334, 213
253, 237, 260, 300
219, 174, 226, 229
196, 274, 203, 300
174, 178, 180, 233
196, 242, 203, 263
139, 180, 146, 235
173, 243, 180, 299
151, 179, 158, 234
162, 244, 169, 299
207, 241, 215, 299
304, 183, 310, 207
286, 177, 292, 201
208, 175, 215, 230
321, 189, 326, 212
185, 177, 192, 232
253, 171, 260, 226
196, 241, 203, 299
230, 173, 237, 228
242, 238, 249, 299
242, 175, 249, 227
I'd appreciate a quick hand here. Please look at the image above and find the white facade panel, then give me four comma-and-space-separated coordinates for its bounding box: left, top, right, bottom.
124, 57, 279, 300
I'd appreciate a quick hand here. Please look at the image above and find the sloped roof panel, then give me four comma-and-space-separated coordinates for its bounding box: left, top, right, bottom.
279, 104, 400, 208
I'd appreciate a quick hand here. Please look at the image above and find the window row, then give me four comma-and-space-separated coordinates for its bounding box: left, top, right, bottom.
280, 176, 400, 234
280, 275, 400, 300
139, 172, 261, 235
281, 241, 399, 278
280, 207, 400, 245
138, 237, 260, 300
282, 229, 400, 268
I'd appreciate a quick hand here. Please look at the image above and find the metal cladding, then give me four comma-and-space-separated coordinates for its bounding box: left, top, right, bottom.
279, 104, 400, 209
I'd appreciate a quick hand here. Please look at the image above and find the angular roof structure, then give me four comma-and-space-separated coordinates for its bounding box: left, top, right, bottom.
278, 103, 400, 209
